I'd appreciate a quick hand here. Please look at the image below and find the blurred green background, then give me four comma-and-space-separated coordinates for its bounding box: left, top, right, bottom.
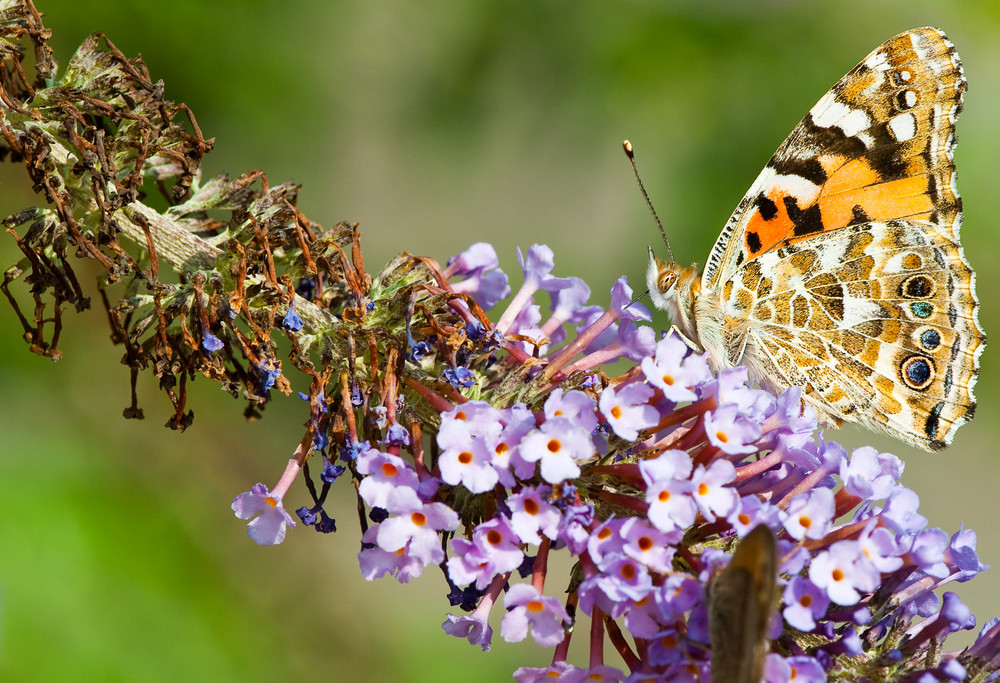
1, 1, 999, 681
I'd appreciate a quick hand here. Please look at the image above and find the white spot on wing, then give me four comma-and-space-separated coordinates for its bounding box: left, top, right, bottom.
910, 32, 935, 60
811, 93, 871, 137
840, 297, 887, 329
772, 173, 820, 205
888, 113, 916, 141
865, 50, 889, 70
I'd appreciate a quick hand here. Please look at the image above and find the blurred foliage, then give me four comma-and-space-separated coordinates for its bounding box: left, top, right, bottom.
1, 1, 999, 681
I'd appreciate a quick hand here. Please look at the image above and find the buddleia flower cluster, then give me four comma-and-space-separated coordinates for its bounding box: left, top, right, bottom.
1, 2, 999, 681
229, 241, 998, 682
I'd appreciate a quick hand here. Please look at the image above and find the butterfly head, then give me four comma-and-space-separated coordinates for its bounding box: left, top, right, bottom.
646, 247, 678, 305
646, 247, 703, 344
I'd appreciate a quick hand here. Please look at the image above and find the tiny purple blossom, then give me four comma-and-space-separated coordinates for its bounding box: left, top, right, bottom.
763, 654, 827, 683
641, 451, 697, 532
644, 475, 697, 533
946, 526, 987, 578
587, 517, 628, 569
841, 446, 904, 499
761, 386, 818, 449
201, 330, 224, 352
494, 244, 555, 335
447, 242, 500, 274
690, 459, 738, 522
231, 483, 296, 545
437, 419, 500, 493
442, 612, 494, 652
545, 276, 591, 327
447, 517, 524, 590
782, 487, 835, 541
809, 539, 880, 605
377, 486, 459, 565
618, 517, 679, 574
282, 302, 303, 331
599, 382, 658, 441
356, 448, 420, 509
640, 333, 711, 402
728, 495, 781, 536
519, 416, 595, 484
654, 574, 702, 622
446, 242, 511, 311
513, 662, 624, 682
501, 583, 571, 647
856, 520, 904, 573
443, 366, 475, 388
492, 404, 537, 484
543, 388, 599, 434
609, 276, 651, 323
909, 527, 950, 578
704, 403, 761, 455
783, 576, 831, 631
358, 524, 426, 583
881, 486, 928, 535
578, 554, 653, 619
616, 321, 657, 362
507, 485, 561, 545
557, 503, 594, 555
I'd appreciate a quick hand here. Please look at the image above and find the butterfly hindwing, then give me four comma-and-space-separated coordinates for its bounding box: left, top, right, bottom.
723, 219, 981, 450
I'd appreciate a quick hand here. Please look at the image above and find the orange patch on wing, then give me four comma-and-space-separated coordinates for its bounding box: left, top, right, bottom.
822, 157, 880, 195
743, 192, 796, 256
819, 175, 932, 227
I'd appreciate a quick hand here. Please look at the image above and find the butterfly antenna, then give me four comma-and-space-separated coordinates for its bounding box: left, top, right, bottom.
624, 140, 674, 263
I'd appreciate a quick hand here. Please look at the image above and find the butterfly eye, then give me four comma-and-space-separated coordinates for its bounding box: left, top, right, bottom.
656, 269, 678, 295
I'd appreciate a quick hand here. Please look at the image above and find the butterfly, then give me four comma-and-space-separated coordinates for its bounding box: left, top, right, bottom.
646, 27, 984, 451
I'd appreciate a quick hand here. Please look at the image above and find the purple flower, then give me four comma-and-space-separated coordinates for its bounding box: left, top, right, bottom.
358, 524, 426, 583
640, 451, 696, 532
609, 276, 651, 323
542, 388, 599, 434
202, 331, 224, 352
704, 403, 762, 455
782, 576, 830, 631
437, 418, 500, 493
840, 446, 903, 499
782, 488, 835, 541
447, 516, 524, 590
231, 483, 296, 545
507, 485, 561, 545
443, 366, 475, 388
492, 404, 537, 485
618, 517, 679, 574
690, 459, 738, 522
519, 417, 595, 484
282, 302, 303, 331
763, 654, 827, 683
443, 611, 494, 652
501, 583, 571, 647
640, 333, 711, 402
599, 382, 658, 441
376, 486, 459, 565
809, 539, 880, 605
356, 448, 420, 509
578, 554, 653, 619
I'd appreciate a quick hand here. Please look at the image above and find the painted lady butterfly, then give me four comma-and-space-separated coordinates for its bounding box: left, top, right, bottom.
646, 27, 984, 451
